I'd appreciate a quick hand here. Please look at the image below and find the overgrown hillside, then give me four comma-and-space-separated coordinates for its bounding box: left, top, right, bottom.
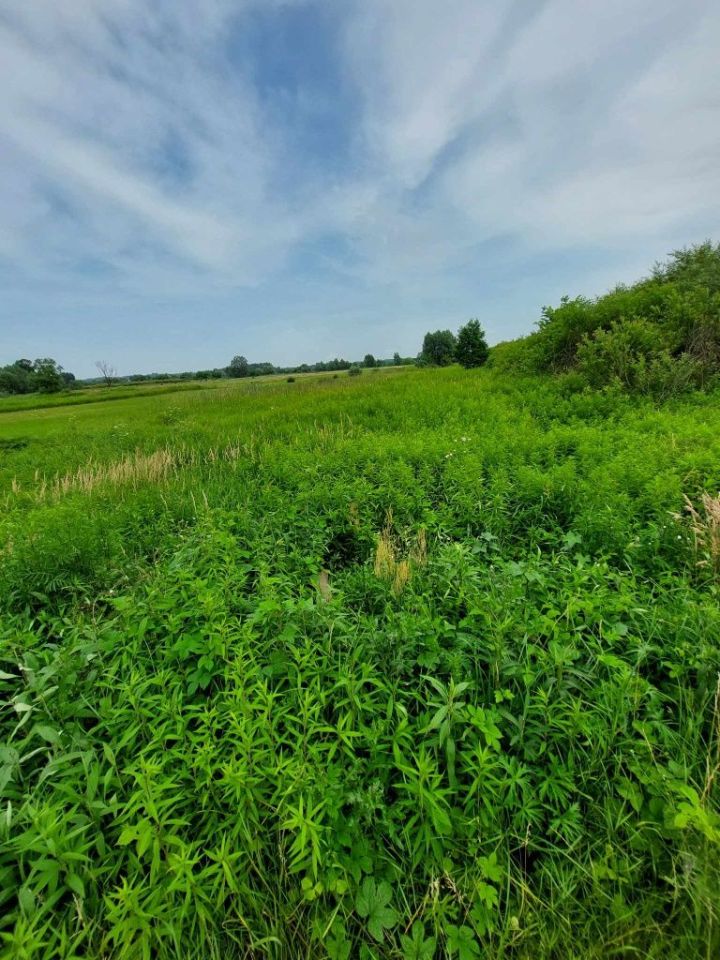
0, 367, 718, 959
490, 242, 720, 397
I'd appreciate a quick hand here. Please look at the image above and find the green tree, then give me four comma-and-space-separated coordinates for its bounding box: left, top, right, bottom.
33, 358, 64, 393
227, 355, 249, 378
0, 361, 33, 394
363, 354, 377, 368
456, 319, 489, 368
421, 330, 457, 366
393, 352, 402, 365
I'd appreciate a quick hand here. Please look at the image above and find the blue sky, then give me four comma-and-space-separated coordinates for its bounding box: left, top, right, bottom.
0, 0, 718, 377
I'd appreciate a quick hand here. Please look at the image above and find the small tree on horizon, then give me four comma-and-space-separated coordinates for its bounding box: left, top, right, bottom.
363, 353, 377, 368
456, 319, 489, 368
421, 330, 457, 366
96, 360, 117, 385
227, 355, 249, 378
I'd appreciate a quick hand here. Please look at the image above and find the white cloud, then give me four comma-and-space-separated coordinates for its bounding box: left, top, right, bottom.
0, 0, 303, 284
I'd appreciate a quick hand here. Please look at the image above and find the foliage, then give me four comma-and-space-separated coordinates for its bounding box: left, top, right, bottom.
0, 365, 719, 959
227, 355, 250, 378
0, 358, 71, 396
492, 242, 720, 395
420, 330, 457, 366
455, 319, 489, 369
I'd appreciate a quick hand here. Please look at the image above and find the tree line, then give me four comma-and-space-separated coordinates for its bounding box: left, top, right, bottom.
1, 324, 490, 398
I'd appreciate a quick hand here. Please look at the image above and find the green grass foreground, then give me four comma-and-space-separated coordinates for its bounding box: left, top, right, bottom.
0, 367, 719, 959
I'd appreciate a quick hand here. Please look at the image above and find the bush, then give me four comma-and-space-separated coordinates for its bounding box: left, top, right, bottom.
348, 365, 362, 376
577, 318, 704, 398
488, 336, 543, 373
495, 242, 720, 393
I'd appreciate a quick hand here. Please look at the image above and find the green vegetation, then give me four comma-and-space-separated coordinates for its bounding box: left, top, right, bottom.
420, 322, 489, 369
455, 321, 489, 369
1, 360, 719, 959
0, 380, 218, 415
490, 242, 720, 397
0, 359, 74, 396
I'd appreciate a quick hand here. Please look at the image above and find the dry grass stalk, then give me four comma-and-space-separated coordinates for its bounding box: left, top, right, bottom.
11, 438, 257, 504
316, 569, 332, 602
373, 528, 396, 581
392, 559, 411, 595
683, 491, 720, 574
411, 527, 428, 566
50, 447, 178, 497
373, 513, 428, 595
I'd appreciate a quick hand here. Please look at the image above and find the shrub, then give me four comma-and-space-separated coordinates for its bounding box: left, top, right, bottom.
487, 336, 543, 373
577, 318, 703, 397
349, 365, 362, 376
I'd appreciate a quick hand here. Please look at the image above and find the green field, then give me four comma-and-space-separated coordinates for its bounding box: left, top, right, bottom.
1, 368, 719, 959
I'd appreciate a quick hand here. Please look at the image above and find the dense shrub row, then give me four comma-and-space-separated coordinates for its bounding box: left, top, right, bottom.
489, 242, 720, 397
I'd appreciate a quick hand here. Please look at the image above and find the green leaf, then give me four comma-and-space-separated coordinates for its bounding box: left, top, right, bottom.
34, 724, 61, 744
401, 921, 436, 960
446, 924, 480, 959
326, 920, 351, 960
18, 885, 36, 916
67, 872, 85, 898
478, 851, 503, 883
355, 877, 398, 942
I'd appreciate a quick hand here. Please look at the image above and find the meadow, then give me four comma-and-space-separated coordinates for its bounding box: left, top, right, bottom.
0, 367, 719, 959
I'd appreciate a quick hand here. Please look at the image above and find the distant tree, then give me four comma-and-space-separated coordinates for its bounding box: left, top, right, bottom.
96, 360, 117, 386
248, 362, 275, 377
0, 361, 33, 394
393, 352, 402, 365
421, 330, 457, 366
61, 371, 76, 387
456, 319, 489, 368
227, 355, 249, 378
363, 354, 377, 368
34, 358, 64, 393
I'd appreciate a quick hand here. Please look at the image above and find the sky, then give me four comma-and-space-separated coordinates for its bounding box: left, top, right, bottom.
0, 0, 718, 377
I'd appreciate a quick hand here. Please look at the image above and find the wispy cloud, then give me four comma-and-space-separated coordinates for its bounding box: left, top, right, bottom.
0, 0, 718, 374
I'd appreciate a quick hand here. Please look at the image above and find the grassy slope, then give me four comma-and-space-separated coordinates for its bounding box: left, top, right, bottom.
0, 379, 220, 414
0, 367, 718, 959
